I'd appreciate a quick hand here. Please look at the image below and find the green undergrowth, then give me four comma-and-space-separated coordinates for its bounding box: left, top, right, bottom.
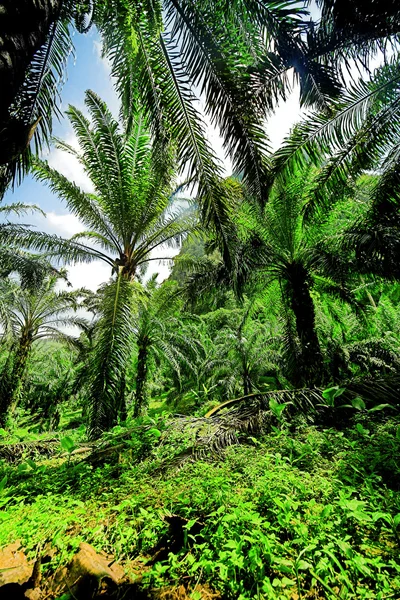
1, 418, 400, 599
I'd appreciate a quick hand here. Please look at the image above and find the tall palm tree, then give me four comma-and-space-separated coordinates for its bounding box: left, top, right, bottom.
268, 53, 400, 279
29, 91, 194, 275
186, 171, 358, 386
0, 2, 302, 209
28, 91, 195, 436
0, 273, 85, 425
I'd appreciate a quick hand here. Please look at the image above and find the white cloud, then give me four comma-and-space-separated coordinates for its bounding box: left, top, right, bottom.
45, 211, 85, 237
38, 207, 178, 290
48, 134, 94, 193
65, 260, 112, 292
145, 245, 180, 283
267, 88, 302, 150
93, 39, 113, 75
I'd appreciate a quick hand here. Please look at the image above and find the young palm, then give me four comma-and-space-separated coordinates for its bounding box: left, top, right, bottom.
30, 91, 194, 436
204, 302, 281, 399
132, 277, 203, 417
0, 273, 85, 425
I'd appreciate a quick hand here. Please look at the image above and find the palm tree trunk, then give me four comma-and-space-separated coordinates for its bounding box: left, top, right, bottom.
133, 342, 149, 418
0, 331, 32, 425
117, 373, 127, 422
242, 357, 252, 396
0, 1, 62, 120
286, 265, 325, 386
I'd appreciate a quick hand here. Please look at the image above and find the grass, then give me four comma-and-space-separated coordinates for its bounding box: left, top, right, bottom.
0, 415, 400, 599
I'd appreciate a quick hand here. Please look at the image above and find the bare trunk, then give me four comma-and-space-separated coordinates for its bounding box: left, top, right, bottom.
133, 341, 149, 418
286, 263, 325, 386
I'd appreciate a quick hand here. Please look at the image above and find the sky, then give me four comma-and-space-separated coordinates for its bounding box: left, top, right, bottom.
3, 27, 306, 292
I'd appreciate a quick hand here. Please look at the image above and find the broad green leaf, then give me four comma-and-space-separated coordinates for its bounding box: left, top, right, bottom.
368, 403, 392, 412
148, 428, 161, 438
351, 397, 366, 410
393, 514, 400, 528
60, 436, 76, 453
322, 386, 345, 401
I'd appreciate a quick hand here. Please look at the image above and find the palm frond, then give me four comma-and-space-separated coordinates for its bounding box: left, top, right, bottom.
0, 1, 95, 195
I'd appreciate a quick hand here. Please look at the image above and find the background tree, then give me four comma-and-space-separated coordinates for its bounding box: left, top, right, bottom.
0, 203, 56, 287
0, 273, 85, 426
132, 277, 203, 417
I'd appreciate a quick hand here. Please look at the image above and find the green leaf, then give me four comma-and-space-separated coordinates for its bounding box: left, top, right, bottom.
355, 423, 369, 436
297, 559, 312, 570
60, 436, 76, 453
148, 428, 162, 438
393, 514, 400, 528
351, 397, 366, 410
0, 475, 7, 493
322, 386, 345, 401
368, 403, 392, 412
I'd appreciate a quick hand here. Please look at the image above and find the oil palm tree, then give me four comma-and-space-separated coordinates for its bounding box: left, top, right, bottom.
27, 91, 195, 436
0, 272, 85, 426
3, 1, 400, 210
0, 1, 302, 213
186, 171, 358, 386
248, 174, 362, 385
267, 53, 400, 280
0, 1, 366, 250
131, 277, 203, 417
29, 91, 194, 275
203, 302, 281, 399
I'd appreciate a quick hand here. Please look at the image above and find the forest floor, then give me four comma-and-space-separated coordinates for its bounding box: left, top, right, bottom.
0, 414, 399, 600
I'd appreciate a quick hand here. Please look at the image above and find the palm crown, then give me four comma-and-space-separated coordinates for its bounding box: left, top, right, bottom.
31, 90, 194, 277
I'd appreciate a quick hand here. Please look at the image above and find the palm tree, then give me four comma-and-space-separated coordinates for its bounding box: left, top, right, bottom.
28, 91, 194, 436
267, 54, 400, 280
0, 2, 301, 211
29, 91, 194, 275
203, 302, 281, 399
248, 174, 363, 385
131, 277, 203, 417
186, 171, 359, 386
3, 1, 400, 211
0, 273, 85, 425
